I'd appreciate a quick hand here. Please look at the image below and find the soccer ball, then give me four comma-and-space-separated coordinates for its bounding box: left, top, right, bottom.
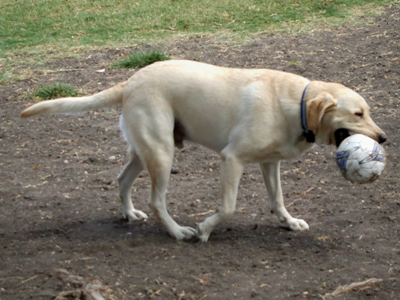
336, 134, 386, 184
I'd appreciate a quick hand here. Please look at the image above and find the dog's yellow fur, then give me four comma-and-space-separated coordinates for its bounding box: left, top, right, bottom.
21, 60, 386, 241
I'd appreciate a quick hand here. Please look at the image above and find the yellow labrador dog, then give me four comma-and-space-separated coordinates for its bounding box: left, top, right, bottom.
21, 60, 387, 241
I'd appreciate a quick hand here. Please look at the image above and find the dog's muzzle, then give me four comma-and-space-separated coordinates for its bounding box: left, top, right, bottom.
334, 129, 388, 147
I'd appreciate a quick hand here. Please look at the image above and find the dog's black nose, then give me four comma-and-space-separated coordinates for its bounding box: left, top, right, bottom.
378, 133, 387, 144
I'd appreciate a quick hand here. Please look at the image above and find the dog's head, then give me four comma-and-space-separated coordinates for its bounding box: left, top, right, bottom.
305, 81, 387, 147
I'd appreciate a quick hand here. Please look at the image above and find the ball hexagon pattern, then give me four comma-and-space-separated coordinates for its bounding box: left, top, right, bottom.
336, 134, 386, 184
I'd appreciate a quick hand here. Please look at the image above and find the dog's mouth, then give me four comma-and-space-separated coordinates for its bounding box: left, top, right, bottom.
334, 128, 350, 147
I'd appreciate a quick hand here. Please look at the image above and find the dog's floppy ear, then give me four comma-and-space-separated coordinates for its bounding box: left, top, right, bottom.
306, 93, 337, 132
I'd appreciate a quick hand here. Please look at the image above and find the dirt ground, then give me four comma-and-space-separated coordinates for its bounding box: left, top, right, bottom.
1, 6, 399, 300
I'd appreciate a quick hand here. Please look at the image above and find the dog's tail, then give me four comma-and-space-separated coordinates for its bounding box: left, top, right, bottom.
21, 81, 127, 118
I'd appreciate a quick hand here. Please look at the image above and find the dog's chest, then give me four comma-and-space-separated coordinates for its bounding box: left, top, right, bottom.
266, 140, 314, 161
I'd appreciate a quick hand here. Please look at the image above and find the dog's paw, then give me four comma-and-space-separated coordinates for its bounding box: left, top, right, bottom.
196, 223, 212, 242
124, 209, 148, 222
280, 217, 309, 231
170, 226, 198, 240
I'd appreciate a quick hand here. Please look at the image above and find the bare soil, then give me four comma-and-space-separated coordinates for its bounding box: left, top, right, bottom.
1, 7, 399, 300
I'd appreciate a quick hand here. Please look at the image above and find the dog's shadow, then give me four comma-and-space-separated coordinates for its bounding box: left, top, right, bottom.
15, 216, 335, 255
206, 223, 326, 249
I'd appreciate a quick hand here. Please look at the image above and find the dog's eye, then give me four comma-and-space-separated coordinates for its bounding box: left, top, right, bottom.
355, 112, 364, 117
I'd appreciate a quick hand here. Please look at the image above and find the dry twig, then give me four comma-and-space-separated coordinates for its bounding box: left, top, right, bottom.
323, 278, 383, 299
188, 210, 215, 217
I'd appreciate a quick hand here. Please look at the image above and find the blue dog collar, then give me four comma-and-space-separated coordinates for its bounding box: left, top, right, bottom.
300, 83, 315, 143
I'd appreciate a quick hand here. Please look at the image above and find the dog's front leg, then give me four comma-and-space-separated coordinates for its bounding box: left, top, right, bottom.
197, 152, 244, 242
259, 161, 309, 231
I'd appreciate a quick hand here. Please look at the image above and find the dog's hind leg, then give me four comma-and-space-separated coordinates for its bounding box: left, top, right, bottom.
120, 101, 196, 240
117, 148, 148, 221
259, 161, 309, 231
143, 141, 197, 240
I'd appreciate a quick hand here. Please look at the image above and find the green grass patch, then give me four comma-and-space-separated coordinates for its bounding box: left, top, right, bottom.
0, 71, 11, 85
26, 83, 79, 100
1, 0, 396, 56
112, 50, 170, 69
1, 0, 397, 79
